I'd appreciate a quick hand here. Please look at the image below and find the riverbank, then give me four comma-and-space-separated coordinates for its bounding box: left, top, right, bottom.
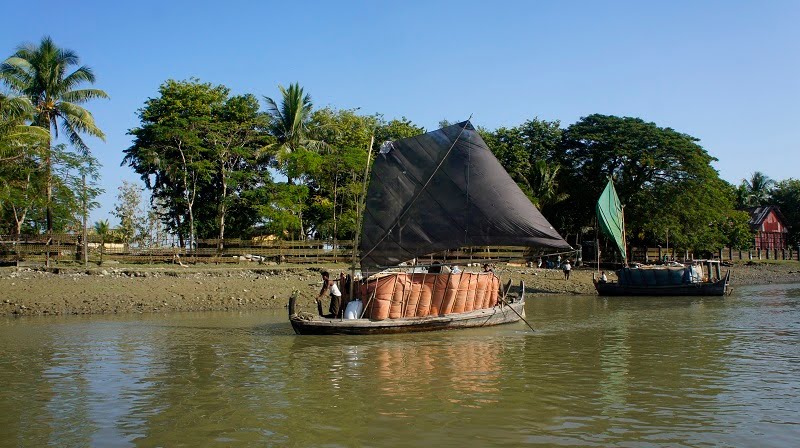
1, 261, 799, 317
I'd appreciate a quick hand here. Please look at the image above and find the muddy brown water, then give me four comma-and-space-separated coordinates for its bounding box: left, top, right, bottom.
1, 283, 799, 447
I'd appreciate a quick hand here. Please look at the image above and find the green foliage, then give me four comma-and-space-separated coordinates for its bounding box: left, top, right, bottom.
771, 179, 800, 246
480, 118, 565, 209
1, 36, 108, 233
304, 108, 376, 239
374, 117, 424, 146
738, 171, 775, 208
113, 180, 145, 246
513, 114, 745, 252
255, 183, 308, 239
124, 78, 268, 246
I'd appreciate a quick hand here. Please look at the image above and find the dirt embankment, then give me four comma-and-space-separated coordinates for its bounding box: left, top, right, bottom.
1, 261, 798, 317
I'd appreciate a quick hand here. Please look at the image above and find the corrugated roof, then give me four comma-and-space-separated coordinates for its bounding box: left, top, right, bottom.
747, 205, 789, 228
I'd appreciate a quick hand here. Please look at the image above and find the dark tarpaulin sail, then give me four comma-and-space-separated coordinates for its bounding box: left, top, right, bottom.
359, 121, 572, 271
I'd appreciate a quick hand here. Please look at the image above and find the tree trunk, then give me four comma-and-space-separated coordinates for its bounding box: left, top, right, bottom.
332, 175, 338, 262
45, 135, 53, 267
218, 163, 227, 253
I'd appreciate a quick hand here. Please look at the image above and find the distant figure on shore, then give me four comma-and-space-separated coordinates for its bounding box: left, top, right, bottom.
562, 259, 572, 280
536, 257, 542, 268
483, 263, 494, 273
316, 271, 342, 318
451, 265, 461, 274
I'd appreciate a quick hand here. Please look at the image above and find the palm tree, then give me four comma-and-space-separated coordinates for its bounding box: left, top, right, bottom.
263, 83, 325, 185
0, 92, 48, 160
741, 171, 775, 207
1, 36, 109, 232
528, 160, 568, 208
94, 219, 110, 264
263, 83, 327, 239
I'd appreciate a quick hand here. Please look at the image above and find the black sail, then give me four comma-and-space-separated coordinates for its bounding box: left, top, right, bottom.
359, 121, 572, 271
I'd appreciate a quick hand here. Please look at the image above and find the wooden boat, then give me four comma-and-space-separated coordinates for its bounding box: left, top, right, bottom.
288, 281, 526, 335
594, 269, 730, 296
288, 121, 571, 335
593, 181, 731, 296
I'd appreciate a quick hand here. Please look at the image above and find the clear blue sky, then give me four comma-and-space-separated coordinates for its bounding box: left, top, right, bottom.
2, 0, 799, 224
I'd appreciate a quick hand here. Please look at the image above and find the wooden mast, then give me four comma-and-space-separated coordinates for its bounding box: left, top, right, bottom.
621, 204, 628, 266
350, 135, 374, 303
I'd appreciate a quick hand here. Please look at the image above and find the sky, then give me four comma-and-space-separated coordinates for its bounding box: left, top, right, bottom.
2, 0, 799, 224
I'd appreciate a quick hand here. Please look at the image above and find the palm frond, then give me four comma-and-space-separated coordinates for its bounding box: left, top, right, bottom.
61, 88, 109, 103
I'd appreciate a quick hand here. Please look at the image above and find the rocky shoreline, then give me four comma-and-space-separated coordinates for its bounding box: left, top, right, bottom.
1, 261, 799, 317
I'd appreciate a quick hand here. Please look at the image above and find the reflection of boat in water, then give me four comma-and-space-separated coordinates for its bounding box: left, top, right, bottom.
289, 121, 571, 335
592, 179, 730, 296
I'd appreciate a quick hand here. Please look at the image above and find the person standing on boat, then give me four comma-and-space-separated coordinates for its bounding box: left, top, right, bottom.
316, 271, 342, 318
562, 259, 572, 280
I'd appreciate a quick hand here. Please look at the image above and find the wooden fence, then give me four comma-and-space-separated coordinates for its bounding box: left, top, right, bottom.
628, 246, 800, 263
2, 234, 797, 266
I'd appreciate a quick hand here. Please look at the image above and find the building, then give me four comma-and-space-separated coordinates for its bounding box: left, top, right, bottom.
748, 206, 789, 250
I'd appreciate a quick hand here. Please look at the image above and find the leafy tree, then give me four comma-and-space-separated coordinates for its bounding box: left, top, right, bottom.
1, 36, 108, 233
305, 107, 376, 240
738, 171, 775, 208
373, 116, 424, 147
203, 94, 270, 248
554, 114, 741, 252
254, 183, 307, 239
481, 118, 565, 210
124, 79, 223, 248
0, 92, 48, 234
771, 179, 800, 246
113, 180, 146, 247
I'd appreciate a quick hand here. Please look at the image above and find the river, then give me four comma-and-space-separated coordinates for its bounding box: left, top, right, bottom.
1, 283, 799, 447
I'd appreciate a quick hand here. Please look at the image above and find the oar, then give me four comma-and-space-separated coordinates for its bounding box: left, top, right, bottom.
497, 276, 535, 333
500, 295, 536, 333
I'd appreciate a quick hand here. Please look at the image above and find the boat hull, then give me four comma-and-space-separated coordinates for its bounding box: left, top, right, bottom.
289, 300, 525, 335
594, 271, 730, 296
288, 280, 526, 335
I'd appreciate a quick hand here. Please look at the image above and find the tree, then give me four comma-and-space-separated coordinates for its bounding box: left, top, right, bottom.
481, 118, 565, 210
124, 79, 222, 248
305, 108, 377, 240
771, 179, 800, 246
204, 94, 269, 249
554, 114, 741, 252
1, 36, 108, 233
739, 171, 775, 208
113, 180, 145, 248
94, 219, 110, 264
0, 92, 48, 234
263, 83, 325, 185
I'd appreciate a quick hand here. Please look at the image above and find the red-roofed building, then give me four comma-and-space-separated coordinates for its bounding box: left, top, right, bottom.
748, 206, 789, 250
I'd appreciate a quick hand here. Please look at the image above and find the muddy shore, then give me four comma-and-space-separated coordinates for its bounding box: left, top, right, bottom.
1, 261, 799, 317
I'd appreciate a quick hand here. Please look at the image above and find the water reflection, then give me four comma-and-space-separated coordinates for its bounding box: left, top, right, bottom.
0, 287, 799, 446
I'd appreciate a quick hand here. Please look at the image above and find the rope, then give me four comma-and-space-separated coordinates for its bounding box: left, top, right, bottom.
360, 120, 472, 262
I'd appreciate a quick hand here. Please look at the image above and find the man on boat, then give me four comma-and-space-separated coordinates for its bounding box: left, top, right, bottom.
316, 271, 342, 318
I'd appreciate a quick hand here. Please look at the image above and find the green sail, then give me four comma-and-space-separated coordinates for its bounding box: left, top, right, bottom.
596, 179, 626, 262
